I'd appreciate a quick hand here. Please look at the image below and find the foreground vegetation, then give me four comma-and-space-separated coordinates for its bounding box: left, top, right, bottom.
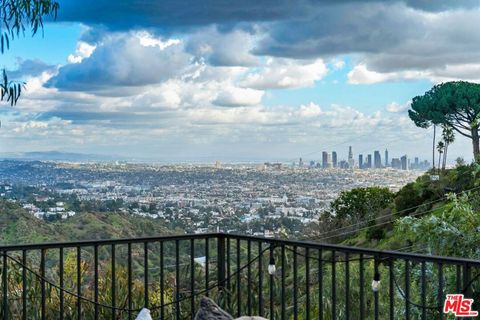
310, 160, 480, 259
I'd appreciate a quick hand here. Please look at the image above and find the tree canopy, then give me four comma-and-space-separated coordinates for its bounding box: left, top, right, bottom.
396, 194, 480, 258
409, 81, 480, 159
330, 186, 394, 224
0, 0, 59, 105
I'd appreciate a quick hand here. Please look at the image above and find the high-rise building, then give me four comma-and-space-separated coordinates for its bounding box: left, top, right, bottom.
374, 150, 382, 168
332, 151, 338, 168
299, 157, 303, 167
392, 158, 401, 169
322, 151, 328, 168
367, 154, 372, 168
348, 146, 354, 168
310, 160, 315, 167
401, 155, 408, 170
385, 149, 389, 167
358, 154, 363, 169
327, 153, 333, 168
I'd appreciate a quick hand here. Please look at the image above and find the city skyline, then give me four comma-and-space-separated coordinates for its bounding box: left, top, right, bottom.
299, 145, 430, 170
0, 1, 478, 161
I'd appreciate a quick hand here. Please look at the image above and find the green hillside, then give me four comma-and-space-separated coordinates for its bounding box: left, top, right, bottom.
310, 161, 480, 258
0, 200, 175, 245
0, 200, 64, 244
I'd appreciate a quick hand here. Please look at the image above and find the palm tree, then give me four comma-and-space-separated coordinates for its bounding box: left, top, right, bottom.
437, 141, 445, 173
442, 125, 455, 170
432, 125, 436, 169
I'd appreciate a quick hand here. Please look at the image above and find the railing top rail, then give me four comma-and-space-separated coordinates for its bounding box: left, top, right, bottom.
1, 232, 479, 266
225, 233, 480, 266
0, 233, 218, 251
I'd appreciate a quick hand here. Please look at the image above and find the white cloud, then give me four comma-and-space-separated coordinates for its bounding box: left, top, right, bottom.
298, 102, 323, 118
50, 33, 193, 92
213, 87, 264, 107
347, 64, 393, 84
186, 27, 259, 67
136, 31, 181, 49
386, 101, 411, 113
11, 117, 72, 135
348, 62, 480, 85
240, 58, 328, 89
347, 64, 430, 84
67, 41, 96, 64
6, 23, 466, 160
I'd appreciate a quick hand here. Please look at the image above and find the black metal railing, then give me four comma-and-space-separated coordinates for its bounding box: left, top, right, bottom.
1, 233, 480, 319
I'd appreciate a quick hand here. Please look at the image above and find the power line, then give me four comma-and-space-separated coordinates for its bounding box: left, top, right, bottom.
317, 185, 480, 241
318, 204, 448, 242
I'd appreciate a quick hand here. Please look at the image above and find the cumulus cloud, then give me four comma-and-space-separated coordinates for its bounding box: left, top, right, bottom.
7, 0, 479, 159
240, 58, 327, 89
213, 87, 264, 107
11, 117, 72, 135
348, 63, 480, 84
254, 2, 480, 83
346, 64, 429, 84
50, 1, 480, 87
386, 101, 411, 113
67, 41, 96, 63
47, 33, 192, 92
186, 27, 258, 67
135, 31, 181, 49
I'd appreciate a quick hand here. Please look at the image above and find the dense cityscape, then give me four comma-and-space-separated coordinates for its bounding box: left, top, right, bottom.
0, 145, 428, 237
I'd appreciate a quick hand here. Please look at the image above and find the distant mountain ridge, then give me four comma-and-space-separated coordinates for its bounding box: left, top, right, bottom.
0, 151, 122, 161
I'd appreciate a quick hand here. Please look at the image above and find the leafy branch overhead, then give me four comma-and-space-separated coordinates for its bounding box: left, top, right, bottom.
0, 0, 59, 106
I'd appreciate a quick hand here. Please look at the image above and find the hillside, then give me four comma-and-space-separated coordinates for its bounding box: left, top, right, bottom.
0, 200, 175, 245
0, 200, 65, 244
312, 161, 480, 257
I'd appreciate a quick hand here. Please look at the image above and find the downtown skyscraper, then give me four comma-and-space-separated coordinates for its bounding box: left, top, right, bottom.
374, 151, 382, 168
348, 146, 354, 168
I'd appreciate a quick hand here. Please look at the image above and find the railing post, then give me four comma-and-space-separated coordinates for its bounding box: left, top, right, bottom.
2, 251, 7, 320
463, 263, 472, 297
217, 234, 226, 291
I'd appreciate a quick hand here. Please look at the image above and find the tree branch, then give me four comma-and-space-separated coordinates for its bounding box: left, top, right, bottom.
451, 125, 472, 139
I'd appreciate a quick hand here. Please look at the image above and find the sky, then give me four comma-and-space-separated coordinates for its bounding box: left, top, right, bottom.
0, 0, 479, 162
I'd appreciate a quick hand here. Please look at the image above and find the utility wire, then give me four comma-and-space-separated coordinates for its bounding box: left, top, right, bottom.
318, 184, 480, 240
318, 204, 447, 242
317, 185, 480, 241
